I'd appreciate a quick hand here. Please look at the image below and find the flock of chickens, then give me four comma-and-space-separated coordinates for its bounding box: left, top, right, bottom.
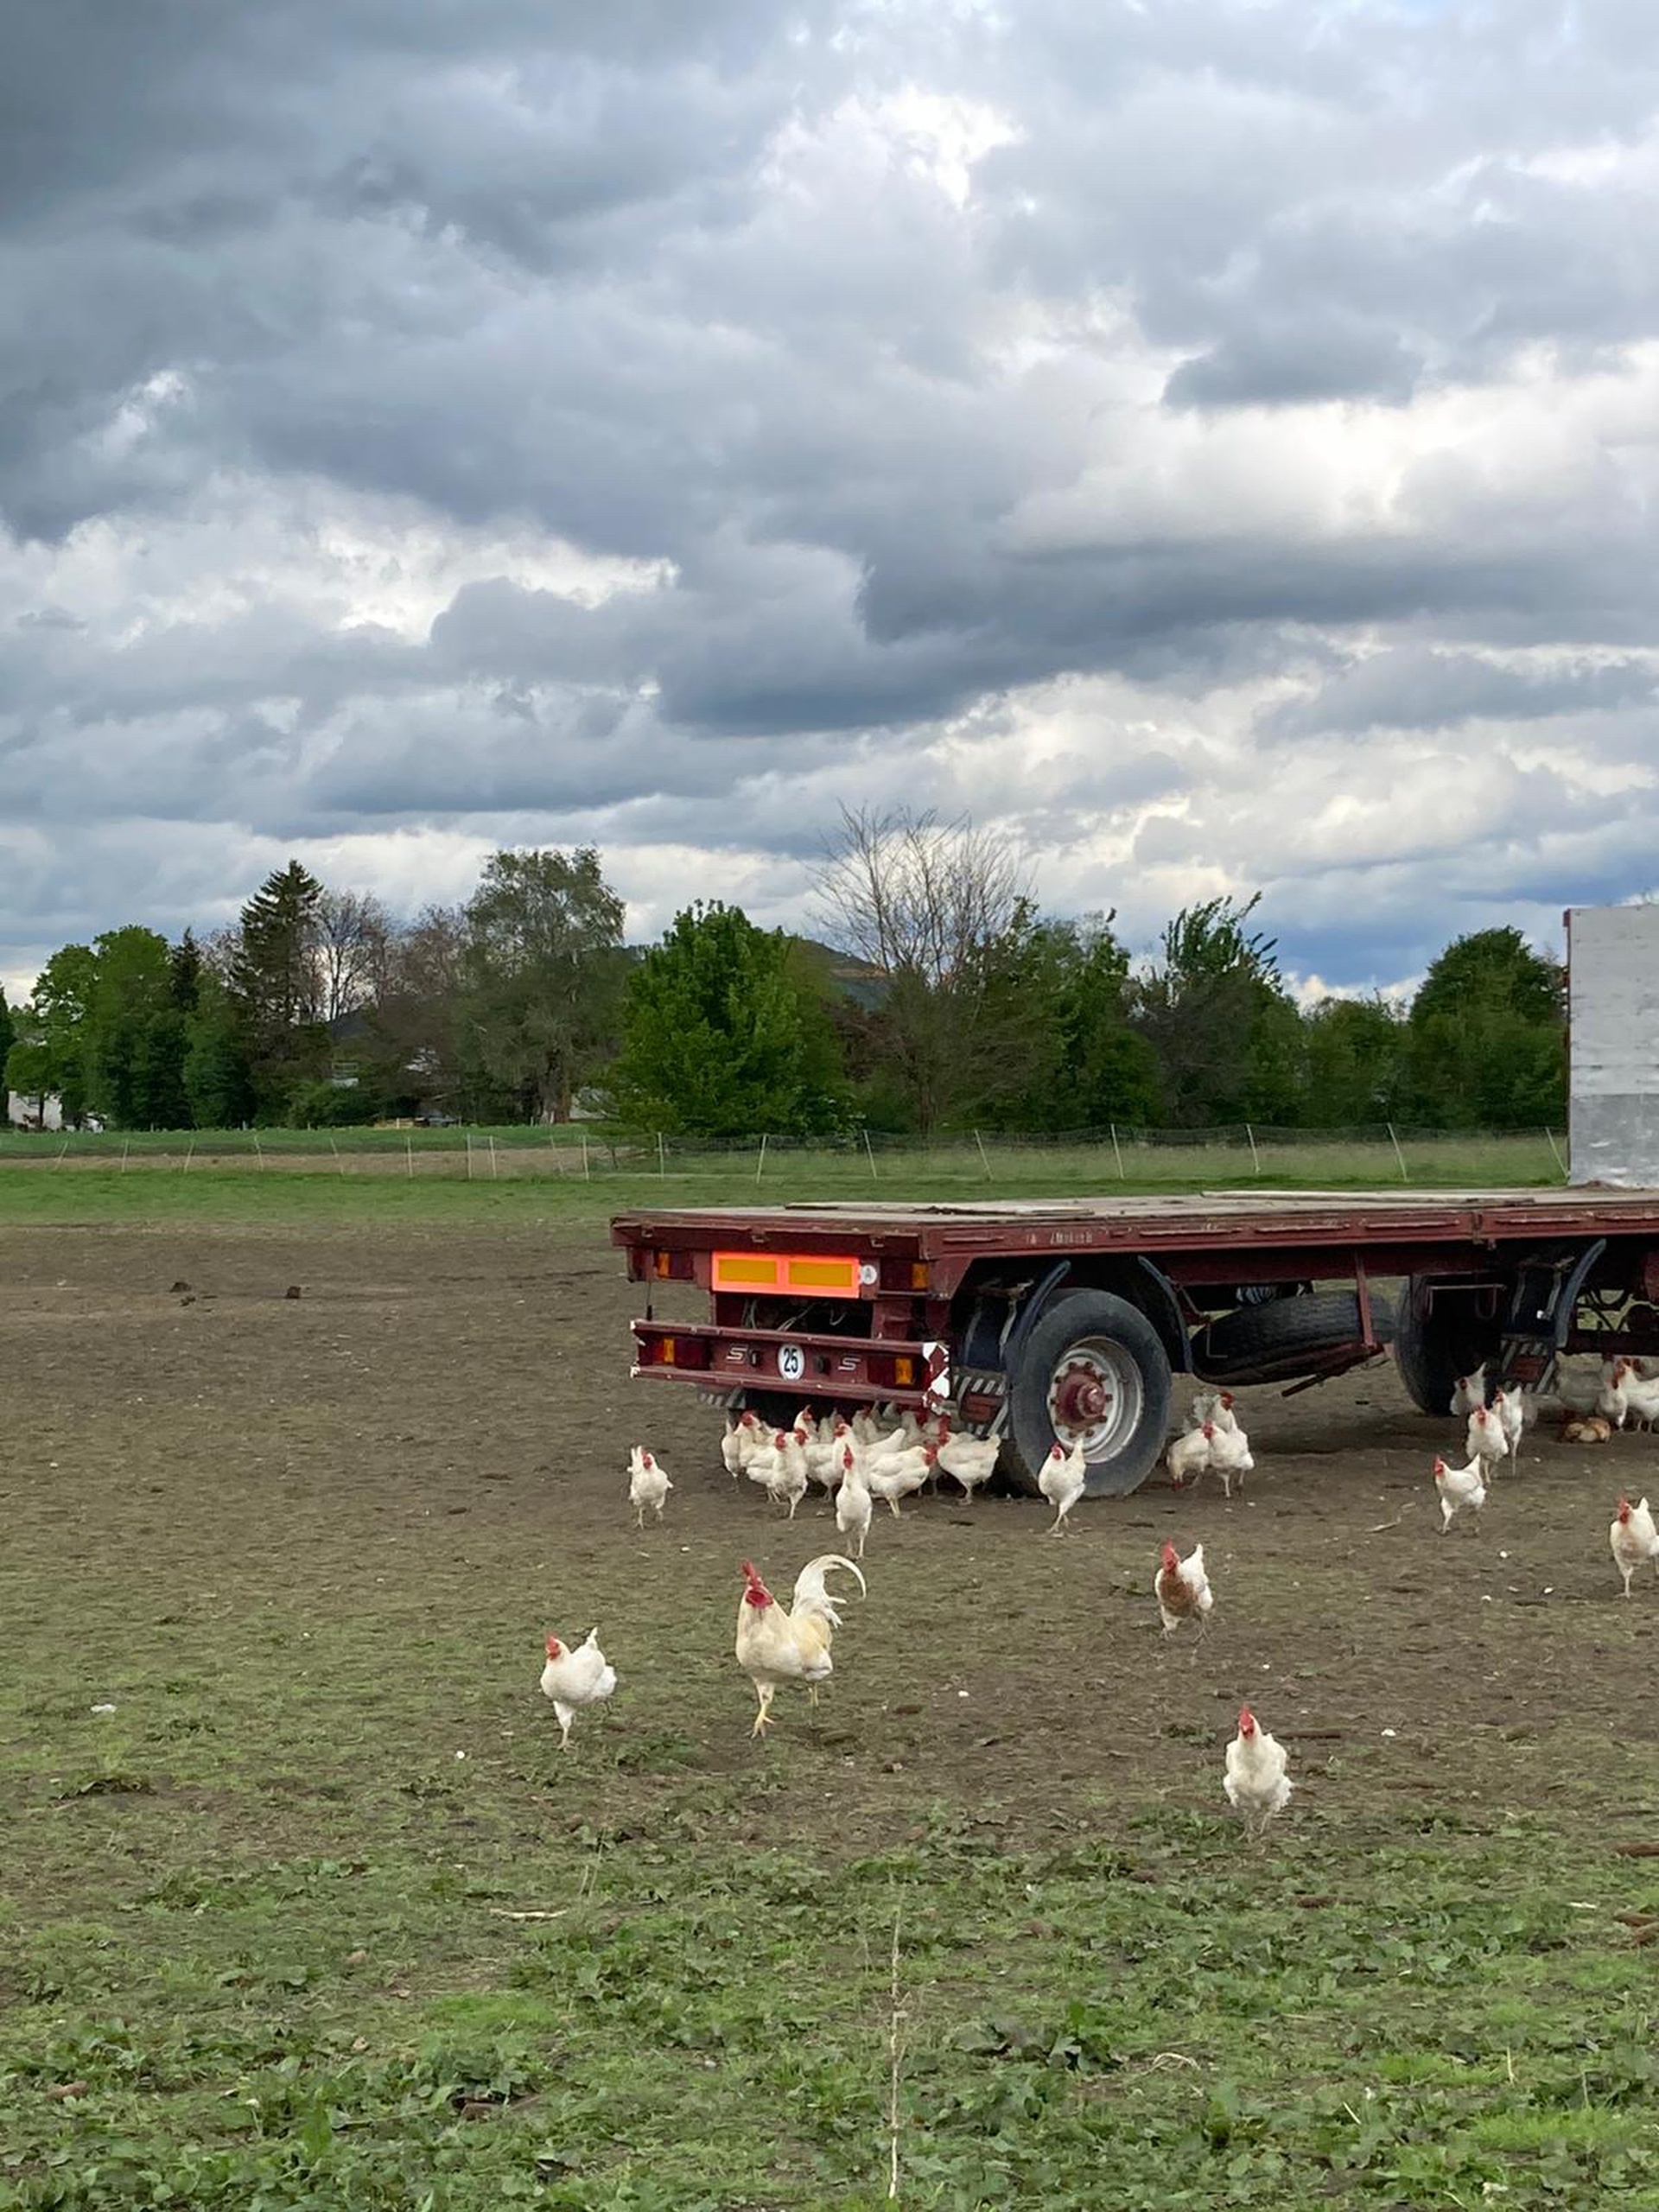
1430, 1358, 1659, 1599
536, 1389, 1294, 1837
536, 1343, 1659, 1838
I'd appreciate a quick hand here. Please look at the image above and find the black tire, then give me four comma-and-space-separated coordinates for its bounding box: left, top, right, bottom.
1005, 1289, 1173, 1500
1391, 1276, 1503, 1418
1191, 1289, 1396, 1387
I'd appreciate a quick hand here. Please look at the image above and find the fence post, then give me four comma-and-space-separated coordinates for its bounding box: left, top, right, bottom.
330, 1135, 344, 1177
253, 1131, 265, 1171
1386, 1122, 1409, 1183
183, 1138, 194, 1173
1245, 1122, 1261, 1176
489, 1135, 499, 1179
657, 1130, 667, 1178
465, 1134, 474, 1181
581, 1132, 590, 1180
756, 1133, 769, 1183
1109, 1123, 1125, 1179
973, 1129, 992, 1179
122, 1139, 130, 1174
863, 1128, 879, 1181
55, 1139, 68, 1167
1543, 1126, 1567, 1179
406, 1130, 414, 1179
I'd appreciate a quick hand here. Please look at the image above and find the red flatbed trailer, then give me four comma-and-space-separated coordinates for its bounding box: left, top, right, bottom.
610, 1187, 1659, 1497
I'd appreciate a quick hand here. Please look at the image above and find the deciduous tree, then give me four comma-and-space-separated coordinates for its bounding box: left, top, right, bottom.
610, 903, 843, 1139
460, 849, 625, 1121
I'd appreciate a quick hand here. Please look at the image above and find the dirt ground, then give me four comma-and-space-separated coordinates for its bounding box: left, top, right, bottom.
7, 1209, 1658, 1861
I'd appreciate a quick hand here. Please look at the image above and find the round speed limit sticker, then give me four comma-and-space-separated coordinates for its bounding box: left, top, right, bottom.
776, 1344, 806, 1382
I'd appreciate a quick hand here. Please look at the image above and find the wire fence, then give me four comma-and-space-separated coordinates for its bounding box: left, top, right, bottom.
0, 1120, 1569, 1187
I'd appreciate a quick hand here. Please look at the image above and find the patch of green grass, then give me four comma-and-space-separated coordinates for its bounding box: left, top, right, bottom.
4, 1815, 1654, 2209
0, 1128, 1561, 1230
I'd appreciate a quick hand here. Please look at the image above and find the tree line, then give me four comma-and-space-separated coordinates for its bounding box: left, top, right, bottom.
2, 810, 1567, 1135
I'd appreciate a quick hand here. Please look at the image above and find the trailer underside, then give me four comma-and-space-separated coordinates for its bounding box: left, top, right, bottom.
611, 1187, 1659, 1497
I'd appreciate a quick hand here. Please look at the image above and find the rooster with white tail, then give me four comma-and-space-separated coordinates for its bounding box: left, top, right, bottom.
734, 1554, 867, 1738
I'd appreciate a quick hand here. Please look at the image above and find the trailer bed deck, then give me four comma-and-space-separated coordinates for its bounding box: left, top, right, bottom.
613, 1185, 1659, 1262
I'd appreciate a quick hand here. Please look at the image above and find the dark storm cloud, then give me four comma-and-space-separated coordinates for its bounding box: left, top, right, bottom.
1266, 648, 1659, 740
4, 0, 1659, 990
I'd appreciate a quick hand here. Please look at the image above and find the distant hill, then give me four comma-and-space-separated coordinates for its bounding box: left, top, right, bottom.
621, 932, 890, 1011
787, 936, 889, 1011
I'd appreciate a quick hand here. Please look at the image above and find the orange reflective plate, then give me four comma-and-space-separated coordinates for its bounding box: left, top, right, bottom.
712, 1251, 862, 1298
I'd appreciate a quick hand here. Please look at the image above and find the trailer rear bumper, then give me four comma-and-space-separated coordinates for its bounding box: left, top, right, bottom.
630, 1318, 950, 1409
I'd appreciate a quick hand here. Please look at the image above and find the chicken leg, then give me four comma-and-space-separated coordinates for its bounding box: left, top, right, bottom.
751, 1682, 776, 1738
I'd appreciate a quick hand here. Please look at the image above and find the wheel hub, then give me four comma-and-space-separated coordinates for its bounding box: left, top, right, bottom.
1052, 1363, 1111, 1429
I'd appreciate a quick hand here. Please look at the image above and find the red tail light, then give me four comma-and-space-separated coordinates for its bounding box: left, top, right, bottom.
638, 1331, 709, 1370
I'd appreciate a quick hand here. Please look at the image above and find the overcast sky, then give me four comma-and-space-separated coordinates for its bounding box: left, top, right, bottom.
4, 0, 1656, 1004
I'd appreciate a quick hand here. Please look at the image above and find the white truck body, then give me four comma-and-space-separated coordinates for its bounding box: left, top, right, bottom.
1568, 903, 1659, 1187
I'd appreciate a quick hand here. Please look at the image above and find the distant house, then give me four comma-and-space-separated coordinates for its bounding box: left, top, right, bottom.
326, 1008, 372, 1089
7, 1090, 63, 1131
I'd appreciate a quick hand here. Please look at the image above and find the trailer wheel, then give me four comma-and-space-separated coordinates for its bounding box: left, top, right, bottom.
1391, 1277, 1502, 1419
1004, 1290, 1173, 1498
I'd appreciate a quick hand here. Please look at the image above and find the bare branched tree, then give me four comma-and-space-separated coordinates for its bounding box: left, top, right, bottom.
314, 888, 393, 1024
810, 806, 1032, 1131
813, 806, 1028, 987
195, 924, 244, 981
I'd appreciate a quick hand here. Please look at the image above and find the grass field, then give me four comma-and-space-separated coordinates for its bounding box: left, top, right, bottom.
0, 1122, 1567, 1198
3, 1166, 1656, 2209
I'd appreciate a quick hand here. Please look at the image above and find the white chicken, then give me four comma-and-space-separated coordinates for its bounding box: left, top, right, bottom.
1038, 1440, 1088, 1532
1450, 1369, 1486, 1420
1549, 1360, 1610, 1417
803, 1419, 844, 1493
626, 1446, 671, 1528
733, 1408, 770, 1473
1610, 1495, 1659, 1598
1183, 1389, 1237, 1433
834, 1446, 873, 1557
765, 1429, 810, 1517
864, 1441, 934, 1516
721, 1410, 762, 1478
1167, 1421, 1213, 1491
858, 1423, 912, 1468
538, 1628, 617, 1751
1465, 1404, 1508, 1481
932, 1418, 1001, 1503
1619, 1368, 1659, 1433
1209, 1390, 1242, 1435
1154, 1540, 1212, 1640
1224, 1704, 1293, 1838
1432, 1452, 1486, 1534
720, 1415, 745, 1478
1207, 1419, 1254, 1500
745, 1430, 784, 1498
734, 1554, 866, 1736
1598, 1361, 1633, 1427
1490, 1386, 1529, 1469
